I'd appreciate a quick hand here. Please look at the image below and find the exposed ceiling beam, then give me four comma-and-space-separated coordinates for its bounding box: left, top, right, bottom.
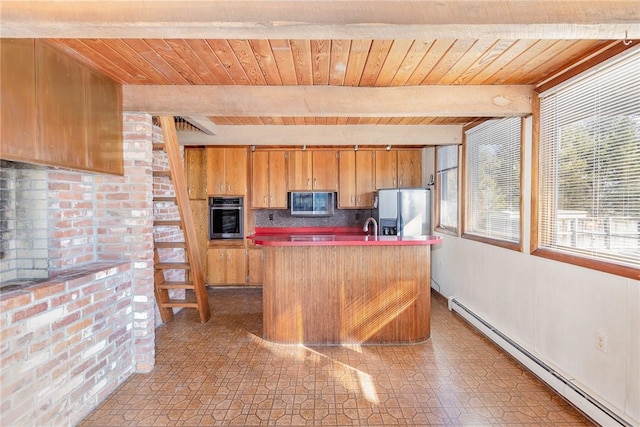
1, 1, 639, 39
181, 116, 218, 136
176, 124, 462, 146
123, 85, 533, 117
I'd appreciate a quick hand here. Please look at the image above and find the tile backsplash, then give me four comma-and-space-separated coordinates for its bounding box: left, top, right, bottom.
254, 208, 374, 228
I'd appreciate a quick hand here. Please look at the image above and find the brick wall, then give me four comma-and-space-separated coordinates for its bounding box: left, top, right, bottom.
0, 112, 157, 425
0, 262, 133, 426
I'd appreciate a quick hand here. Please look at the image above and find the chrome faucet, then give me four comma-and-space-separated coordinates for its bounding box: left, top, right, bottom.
363, 217, 378, 237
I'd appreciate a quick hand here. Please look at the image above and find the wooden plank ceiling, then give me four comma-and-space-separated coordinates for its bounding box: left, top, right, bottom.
49, 37, 616, 126
4, 1, 638, 145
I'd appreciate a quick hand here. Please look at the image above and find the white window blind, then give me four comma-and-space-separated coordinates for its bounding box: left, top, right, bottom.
436, 145, 459, 231
465, 117, 521, 243
538, 49, 640, 269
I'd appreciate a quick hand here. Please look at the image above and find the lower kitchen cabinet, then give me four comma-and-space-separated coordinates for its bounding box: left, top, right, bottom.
247, 249, 263, 284
207, 248, 247, 285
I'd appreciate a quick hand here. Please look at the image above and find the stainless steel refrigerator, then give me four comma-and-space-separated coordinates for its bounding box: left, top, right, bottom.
375, 188, 431, 236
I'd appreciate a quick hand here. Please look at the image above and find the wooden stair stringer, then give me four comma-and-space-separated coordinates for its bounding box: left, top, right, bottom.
152, 116, 211, 324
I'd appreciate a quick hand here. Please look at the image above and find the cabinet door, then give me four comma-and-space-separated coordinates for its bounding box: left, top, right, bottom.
0, 39, 38, 162
207, 248, 226, 284
355, 150, 375, 207
247, 249, 263, 284
338, 151, 356, 208
288, 150, 313, 190
375, 150, 398, 189
185, 147, 207, 199
268, 151, 288, 208
226, 249, 247, 284
37, 41, 88, 168
225, 147, 247, 195
251, 151, 270, 208
397, 149, 423, 188
312, 150, 339, 191
86, 70, 123, 174
206, 147, 226, 195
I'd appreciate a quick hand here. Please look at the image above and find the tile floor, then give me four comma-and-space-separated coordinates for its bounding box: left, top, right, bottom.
79, 288, 594, 426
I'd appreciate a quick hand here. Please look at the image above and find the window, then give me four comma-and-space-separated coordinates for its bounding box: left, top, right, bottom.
436, 145, 459, 234
464, 117, 522, 249
536, 49, 640, 276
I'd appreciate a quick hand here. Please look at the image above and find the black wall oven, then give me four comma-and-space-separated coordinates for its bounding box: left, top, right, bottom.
209, 196, 244, 239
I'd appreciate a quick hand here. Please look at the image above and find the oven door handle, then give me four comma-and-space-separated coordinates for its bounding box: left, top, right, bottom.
211, 206, 242, 210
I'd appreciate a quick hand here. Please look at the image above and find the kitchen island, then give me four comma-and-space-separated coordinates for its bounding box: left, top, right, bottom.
249, 227, 442, 345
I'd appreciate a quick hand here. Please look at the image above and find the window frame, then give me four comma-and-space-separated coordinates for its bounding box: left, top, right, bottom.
434, 144, 460, 236
530, 48, 640, 280
462, 117, 525, 252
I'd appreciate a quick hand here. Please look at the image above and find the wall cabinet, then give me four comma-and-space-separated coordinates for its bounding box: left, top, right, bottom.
206, 147, 247, 195
374, 149, 423, 189
288, 150, 338, 191
1, 38, 38, 162
251, 150, 287, 208
374, 150, 398, 189
207, 248, 247, 285
338, 150, 375, 208
0, 39, 123, 175
397, 149, 423, 188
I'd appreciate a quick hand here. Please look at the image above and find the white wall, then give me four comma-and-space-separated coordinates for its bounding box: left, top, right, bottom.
430, 117, 640, 425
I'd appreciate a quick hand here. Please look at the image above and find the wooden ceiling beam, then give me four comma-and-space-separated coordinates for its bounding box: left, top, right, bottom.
2, 1, 639, 39
176, 124, 462, 146
123, 85, 533, 117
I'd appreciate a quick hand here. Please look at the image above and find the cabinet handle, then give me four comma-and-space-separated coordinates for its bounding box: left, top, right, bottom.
307, 178, 311, 188
313, 178, 317, 188
393, 178, 396, 187
263, 196, 267, 204
227, 253, 231, 260
227, 184, 231, 192
351, 195, 354, 203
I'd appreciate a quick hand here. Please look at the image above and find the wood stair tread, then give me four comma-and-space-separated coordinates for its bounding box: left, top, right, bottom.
155, 241, 187, 249
155, 262, 191, 270
157, 281, 194, 289
161, 299, 199, 308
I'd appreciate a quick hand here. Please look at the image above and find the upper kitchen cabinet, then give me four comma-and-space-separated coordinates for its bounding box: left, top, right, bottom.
374, 149, 423, 189
375, 150, 398, 189
287, 150, 313, 190
338, 150, 375, 208
251, 150, 287, 209
0, 39, 38, 162
37, 40, 87, 168
184, 147, 207, 200
206, 147, 247, 196
85, 70, 123, 174
397, 149, 423, 188
0, 39, 123, 175
288, 150, 339, 191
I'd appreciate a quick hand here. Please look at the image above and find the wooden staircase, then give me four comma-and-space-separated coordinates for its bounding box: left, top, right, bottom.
153, 116, 210, 324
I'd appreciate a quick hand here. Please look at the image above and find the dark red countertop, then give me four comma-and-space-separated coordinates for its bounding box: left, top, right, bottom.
248, 227, 443, 246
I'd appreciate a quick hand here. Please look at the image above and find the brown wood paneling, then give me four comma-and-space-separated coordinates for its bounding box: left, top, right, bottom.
247, 248, 263, 284
185, 147, 207, 199
0, 38, 38, 162
262, 245, 431, 344
37, 40, 88, 167
86, 70, 123, 174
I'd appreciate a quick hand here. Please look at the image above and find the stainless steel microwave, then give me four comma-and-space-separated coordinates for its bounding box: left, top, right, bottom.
289, 192, 335, 217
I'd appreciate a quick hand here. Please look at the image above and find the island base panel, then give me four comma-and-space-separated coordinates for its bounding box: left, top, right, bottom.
262, 245, 431, 345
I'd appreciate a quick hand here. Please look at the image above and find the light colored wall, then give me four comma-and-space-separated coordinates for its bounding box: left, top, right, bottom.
430, 117, 640, 424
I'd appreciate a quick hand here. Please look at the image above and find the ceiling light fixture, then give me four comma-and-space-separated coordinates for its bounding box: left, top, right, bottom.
386, 145, 392, 151
354, 145, 358, 151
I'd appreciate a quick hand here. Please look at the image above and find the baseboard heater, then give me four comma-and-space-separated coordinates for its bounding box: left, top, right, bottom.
447, 297, 632, 427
